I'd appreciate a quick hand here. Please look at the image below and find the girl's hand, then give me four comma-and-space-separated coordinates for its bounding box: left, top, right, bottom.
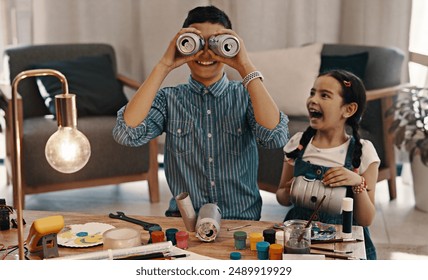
322, 167, 361, 188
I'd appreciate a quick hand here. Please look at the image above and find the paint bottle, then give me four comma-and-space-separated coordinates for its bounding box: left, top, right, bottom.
233, 231, 247, 250
230, 252, 241, 260
269, 243, 283, 260
342, 197, 353, 238
275, 230, 284, 245
256, 241, 270, 260
249, 232, 263, 251
147, 225, 162, 244
166, 228, 179, 245
175, 231, 189, 249
263, 228, 276, 244
151, 231, 165, 243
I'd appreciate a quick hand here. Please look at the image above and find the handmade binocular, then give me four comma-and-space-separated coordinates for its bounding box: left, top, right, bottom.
176, 32, 240, 58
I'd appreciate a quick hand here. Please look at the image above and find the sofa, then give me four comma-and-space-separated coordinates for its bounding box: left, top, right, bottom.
248, 43, 405, 200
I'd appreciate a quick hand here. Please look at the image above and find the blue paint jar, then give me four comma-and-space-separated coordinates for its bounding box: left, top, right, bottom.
256, 241, 270, 260
230, 252, 241, 260
166, 228, 179, 245
233, 231, 247, 250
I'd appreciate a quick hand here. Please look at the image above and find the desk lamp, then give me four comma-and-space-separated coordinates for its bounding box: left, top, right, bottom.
11, 69, 91, 259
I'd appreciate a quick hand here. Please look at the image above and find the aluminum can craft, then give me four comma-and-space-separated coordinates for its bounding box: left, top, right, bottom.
176, 32, 204, 56
208, 34, 240, 58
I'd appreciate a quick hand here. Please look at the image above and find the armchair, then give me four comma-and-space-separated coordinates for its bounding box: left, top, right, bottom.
0, 43, 159, 208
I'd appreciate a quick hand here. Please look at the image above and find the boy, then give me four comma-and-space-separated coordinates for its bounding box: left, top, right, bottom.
113, 6, 289, 220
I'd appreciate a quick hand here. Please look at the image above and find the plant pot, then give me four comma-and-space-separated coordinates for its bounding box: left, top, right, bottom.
410, 154, 428, 212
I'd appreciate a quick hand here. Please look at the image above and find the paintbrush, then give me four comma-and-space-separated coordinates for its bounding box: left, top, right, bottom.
310, 245, 353, 254
297, 195, 327, 242
115, 252, 189, 260
311, 238, 363, 244
310, 252, 361, 260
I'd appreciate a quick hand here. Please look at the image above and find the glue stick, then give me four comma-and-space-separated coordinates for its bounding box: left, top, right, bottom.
341, 197, 353, 237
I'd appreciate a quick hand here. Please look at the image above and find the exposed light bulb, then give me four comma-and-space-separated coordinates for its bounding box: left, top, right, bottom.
45, 126, 91, 173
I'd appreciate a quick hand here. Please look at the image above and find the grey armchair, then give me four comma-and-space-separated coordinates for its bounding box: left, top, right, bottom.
0, 43, 159, 208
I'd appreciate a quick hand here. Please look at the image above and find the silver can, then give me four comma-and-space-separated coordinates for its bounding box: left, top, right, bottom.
208, 34, 240, 58
176, 32, 204, 56
195, 203, 222, 242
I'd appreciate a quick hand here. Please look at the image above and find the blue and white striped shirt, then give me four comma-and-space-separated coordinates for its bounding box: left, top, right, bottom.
113, 74, 289, 220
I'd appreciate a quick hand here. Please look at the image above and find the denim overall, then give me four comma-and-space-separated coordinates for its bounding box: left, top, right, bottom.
284, 137, 377, 260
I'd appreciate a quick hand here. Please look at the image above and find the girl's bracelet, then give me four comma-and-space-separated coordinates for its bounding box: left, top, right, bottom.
352, 176, 367, 194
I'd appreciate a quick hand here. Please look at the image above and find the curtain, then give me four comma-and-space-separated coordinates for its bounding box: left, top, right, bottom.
1, 0, 412, 84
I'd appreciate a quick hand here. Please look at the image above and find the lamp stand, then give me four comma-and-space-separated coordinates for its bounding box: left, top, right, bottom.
11, 69, 69, 260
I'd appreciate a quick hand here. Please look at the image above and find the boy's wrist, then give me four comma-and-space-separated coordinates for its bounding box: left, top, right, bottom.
154, 62, 172, 77
238, 62, 257, 78
242, 71, 264, 89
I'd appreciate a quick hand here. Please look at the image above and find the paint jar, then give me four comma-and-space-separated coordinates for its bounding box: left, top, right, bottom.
230, 252, 241, 260
249, 232, 263, 251
151, 231, 165, 243
166, 228, 179, 245
256, 241, 270, 260
275, 230, 284, 245
147, 225, 162, 244
102, 227, 141, 250
269, 243, 283, 260
233, 231, 247, 250
263, 228, 276, 244
283, 220, 311, 254
176, 231, 189, 249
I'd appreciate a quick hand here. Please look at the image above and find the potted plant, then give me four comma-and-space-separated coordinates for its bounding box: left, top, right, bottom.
387, 86, 428, 212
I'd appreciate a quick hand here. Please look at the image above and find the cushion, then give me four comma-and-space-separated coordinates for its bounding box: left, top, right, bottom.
32, 54, 128, 117
227, 43, 323, 117
319, 52, 369, 80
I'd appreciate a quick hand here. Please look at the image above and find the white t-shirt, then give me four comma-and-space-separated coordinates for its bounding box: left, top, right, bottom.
283, 132, 380, 174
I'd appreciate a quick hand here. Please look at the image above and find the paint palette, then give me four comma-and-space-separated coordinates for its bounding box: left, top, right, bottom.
57, 222, 115, 248
311, 221, 336, 240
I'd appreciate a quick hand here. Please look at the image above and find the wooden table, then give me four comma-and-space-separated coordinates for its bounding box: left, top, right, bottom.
0, 210, 366, 260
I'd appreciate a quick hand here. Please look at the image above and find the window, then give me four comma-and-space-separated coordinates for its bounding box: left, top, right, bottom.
409, 0, 428, 87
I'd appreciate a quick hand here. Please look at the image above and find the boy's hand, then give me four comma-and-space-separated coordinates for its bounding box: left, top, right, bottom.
207, 29, 256, 77
158, 28, 203, 72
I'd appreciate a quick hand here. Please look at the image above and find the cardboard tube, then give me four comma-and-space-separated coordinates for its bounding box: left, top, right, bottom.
175, 192, 196, 232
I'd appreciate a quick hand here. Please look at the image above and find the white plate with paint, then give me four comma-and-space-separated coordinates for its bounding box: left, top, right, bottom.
57, 222, 115, 248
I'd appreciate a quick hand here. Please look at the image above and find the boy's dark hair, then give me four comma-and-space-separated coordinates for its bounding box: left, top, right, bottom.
286, 69, 367, 170
182, 6, 232, 29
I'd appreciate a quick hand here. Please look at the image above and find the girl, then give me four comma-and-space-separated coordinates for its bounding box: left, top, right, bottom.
276, 70, 379, 259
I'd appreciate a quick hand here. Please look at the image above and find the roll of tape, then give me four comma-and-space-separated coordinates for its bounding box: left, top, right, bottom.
103, 227, 141, 249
